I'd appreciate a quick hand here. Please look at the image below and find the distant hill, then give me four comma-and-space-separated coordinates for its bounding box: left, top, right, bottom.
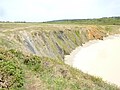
44, 17, 120, 25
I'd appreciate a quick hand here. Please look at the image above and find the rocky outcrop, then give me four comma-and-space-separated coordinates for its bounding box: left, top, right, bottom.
0, 25, 120, 60
87, 26, 106, 40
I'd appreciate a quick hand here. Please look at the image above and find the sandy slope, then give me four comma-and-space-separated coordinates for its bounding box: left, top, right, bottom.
65, 34, 120, 86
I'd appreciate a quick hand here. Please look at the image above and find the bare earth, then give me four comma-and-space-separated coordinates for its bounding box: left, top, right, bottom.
65, 34, 120, 86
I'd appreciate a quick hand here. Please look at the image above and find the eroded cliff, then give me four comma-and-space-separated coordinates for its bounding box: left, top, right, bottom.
0, 23, 120, 90
0, 24, 120, 60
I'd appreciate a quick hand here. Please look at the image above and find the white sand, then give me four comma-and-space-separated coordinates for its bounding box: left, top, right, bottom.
65, 34, 120, 86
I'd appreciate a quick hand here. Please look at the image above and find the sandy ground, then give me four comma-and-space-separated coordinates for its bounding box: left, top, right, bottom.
65, 34, 120, 86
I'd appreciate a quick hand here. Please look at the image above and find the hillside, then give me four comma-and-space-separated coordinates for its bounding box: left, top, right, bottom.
45, 17, 120, 25
0, 23, 120, 90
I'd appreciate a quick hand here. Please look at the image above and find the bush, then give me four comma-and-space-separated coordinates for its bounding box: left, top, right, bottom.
0, 49, 24, 89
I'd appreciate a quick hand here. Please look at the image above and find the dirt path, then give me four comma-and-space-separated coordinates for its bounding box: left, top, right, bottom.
23, 66, 48, 90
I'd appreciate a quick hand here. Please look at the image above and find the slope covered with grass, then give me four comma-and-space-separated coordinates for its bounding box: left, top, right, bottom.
45, 17, 120, 25
0, 48, 119, 90
0, 23, 120, 90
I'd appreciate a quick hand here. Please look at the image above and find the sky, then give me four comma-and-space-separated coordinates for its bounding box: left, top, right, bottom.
0, 0, 120, 22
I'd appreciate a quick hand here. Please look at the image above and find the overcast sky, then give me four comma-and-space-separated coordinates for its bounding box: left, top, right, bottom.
0, 0, 120, 22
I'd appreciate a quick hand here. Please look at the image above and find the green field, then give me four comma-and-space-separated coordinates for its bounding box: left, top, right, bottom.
45, 17, 120, 25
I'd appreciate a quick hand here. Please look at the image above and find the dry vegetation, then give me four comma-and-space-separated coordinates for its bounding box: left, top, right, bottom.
0, 22, 120, 90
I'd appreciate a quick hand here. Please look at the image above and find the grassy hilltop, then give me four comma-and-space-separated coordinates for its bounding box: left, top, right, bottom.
0, 18, 120, 90
45, 17, 120, 25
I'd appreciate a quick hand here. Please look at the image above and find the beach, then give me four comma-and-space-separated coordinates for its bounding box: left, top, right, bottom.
65, 34, 120, 86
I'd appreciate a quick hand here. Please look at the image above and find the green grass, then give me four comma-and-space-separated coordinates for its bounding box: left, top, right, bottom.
0, 48, 24, 90
45, 17, 120, 25
0, 22, 120, 90
0, 48, 119, 90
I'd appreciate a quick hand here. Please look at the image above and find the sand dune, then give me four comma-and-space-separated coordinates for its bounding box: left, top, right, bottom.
65, 34, 120, 86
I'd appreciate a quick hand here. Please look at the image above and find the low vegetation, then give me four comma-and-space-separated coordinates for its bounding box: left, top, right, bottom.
0, 18, 120, 89
0, 48, 119, 90
0, 48, 24, 90
45, 17, 120, 25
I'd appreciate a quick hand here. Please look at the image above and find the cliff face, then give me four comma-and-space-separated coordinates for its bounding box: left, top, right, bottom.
0, 24, 120, 60
0, 23, 120, 90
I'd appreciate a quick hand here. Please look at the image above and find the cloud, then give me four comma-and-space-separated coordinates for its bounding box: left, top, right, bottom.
0, 0, 120, 21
